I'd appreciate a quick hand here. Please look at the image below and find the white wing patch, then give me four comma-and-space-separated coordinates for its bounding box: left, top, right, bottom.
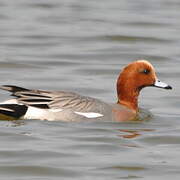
74, 111, 103, 118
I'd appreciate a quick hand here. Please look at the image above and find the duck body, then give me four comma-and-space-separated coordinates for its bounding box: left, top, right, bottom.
0, 60, 172, 122
0, 86, 134, 121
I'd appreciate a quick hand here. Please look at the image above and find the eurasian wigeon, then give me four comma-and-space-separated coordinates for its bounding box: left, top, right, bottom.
0, 60, 172, 121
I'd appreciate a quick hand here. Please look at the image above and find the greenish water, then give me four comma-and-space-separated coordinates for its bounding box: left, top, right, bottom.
0, 0, 180, 179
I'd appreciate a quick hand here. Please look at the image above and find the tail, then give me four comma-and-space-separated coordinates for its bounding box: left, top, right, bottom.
0, 104, 28, 120
0, 85, 29, 120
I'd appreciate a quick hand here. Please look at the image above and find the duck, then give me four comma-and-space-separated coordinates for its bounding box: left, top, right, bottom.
0, 60, 172, 122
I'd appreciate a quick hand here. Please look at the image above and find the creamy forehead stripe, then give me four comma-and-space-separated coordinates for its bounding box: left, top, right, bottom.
136, 60, 153, 68
74, 111, 103, 118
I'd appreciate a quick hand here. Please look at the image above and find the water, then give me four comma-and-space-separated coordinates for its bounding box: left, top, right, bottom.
0, 0, 180, 179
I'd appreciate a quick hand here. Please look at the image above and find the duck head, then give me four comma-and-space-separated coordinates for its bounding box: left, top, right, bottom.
117, 60, 172, 111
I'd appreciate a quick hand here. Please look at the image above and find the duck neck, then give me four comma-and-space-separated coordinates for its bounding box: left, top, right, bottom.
117, 83, 140, 112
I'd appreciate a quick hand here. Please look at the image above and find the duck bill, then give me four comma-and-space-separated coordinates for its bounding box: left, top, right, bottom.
153, 79, 172, 90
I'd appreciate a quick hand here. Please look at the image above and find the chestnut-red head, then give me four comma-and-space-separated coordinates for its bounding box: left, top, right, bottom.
117, 60, 172, 111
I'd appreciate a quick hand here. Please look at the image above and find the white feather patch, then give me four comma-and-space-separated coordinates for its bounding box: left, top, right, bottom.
24, 106, 47, 120
24, 107, 63, 120
74, 111, 103, 118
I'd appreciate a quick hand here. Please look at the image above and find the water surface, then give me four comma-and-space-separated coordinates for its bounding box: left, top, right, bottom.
0, 0, 180, 179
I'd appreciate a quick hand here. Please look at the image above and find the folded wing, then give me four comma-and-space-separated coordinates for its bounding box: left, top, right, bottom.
0, 85, 102, 112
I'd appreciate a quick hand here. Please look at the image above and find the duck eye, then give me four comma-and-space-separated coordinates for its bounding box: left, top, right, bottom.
142, 69, 150, 74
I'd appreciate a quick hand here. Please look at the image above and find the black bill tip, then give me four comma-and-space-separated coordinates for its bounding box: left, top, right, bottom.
164, 85, 172, 90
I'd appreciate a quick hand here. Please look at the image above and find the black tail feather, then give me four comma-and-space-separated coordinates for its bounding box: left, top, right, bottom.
0, 85, 29, 93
